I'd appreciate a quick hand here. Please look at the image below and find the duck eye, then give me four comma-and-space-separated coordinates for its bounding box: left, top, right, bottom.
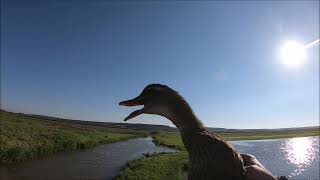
141, 88, 154, 97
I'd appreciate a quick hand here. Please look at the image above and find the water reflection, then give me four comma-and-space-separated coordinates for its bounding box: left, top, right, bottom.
281, 137, 319, 177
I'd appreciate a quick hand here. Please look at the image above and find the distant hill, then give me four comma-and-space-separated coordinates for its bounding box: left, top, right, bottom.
22, 113, 178, 132
1, 109, 319, 133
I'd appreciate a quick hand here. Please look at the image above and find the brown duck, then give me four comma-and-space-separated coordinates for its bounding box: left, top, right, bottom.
119, 84, 287, 180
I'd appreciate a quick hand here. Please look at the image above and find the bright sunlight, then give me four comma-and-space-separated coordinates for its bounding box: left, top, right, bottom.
279, 41, 307, 68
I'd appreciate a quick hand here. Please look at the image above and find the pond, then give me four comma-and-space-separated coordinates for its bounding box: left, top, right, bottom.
232, 136, 319, 180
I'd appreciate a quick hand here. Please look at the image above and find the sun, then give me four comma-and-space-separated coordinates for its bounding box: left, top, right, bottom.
279, 41, 307, 68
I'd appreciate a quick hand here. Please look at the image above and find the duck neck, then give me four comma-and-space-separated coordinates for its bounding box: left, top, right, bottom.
172, 111, 205, 134
165, 99, 207, 148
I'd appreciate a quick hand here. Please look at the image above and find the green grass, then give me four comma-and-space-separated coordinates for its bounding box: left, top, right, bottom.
0, 111, 147, 164
117, 152, 188, 180
118, 129, 319, 180
151, 132, 184, 150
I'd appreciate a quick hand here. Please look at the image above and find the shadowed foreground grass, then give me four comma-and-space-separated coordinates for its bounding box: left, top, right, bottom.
117, 152, 188, 180
117, 129, 319, 180
0, 111, 147, 164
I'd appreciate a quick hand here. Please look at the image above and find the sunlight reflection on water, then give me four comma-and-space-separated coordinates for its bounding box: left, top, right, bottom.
281, 137, 319, 178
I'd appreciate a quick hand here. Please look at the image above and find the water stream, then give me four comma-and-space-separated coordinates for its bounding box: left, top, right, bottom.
0, 137, 175, 180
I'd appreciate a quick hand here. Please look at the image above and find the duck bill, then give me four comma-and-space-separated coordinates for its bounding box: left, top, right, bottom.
119, 96, 145, 121
119, 96, 143, 106
122, 108, 145, 121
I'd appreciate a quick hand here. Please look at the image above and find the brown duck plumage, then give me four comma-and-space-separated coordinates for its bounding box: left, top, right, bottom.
119, 84, 244, 180
119, 84, 283, 180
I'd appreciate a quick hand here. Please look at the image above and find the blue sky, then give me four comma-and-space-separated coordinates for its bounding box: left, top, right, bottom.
1, 1, 319, 129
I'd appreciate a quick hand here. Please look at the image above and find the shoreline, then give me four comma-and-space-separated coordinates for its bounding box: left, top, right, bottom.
1, 110, 319, 165
0, 111, 148, 164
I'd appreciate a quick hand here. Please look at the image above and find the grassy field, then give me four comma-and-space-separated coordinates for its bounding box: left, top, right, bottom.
117, 129, 319, 180
0, 111, 148, 164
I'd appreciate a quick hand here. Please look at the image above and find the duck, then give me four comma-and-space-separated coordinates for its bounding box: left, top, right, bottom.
119, 84, 287, 180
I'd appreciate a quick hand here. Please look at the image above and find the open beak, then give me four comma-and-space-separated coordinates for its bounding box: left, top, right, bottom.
119, 96, 145, 121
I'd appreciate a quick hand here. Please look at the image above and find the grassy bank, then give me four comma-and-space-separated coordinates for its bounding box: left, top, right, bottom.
118, 129, 319, 180
152, 129, 320, 150
0, 111, 147, 164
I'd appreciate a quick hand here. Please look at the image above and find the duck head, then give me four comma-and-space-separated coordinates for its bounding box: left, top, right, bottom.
119, 84, 184, 122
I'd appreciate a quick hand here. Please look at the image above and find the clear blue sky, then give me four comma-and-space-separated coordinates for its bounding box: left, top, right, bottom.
1, 0, 319, 129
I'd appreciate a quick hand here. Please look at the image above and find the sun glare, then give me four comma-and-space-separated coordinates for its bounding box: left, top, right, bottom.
279, 41, 307, 68
282, 137, 319, 177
